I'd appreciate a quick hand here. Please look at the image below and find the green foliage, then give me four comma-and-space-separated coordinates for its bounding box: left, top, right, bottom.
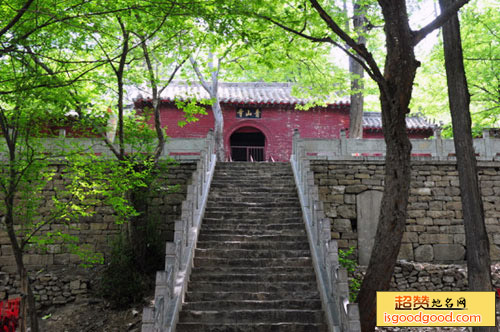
99, 216, 165, 308
338, 247, 362, 303
412, 0, 499, 133
99, 233, 147, 308
175, 98, 210, 128
62, 154, 156, 224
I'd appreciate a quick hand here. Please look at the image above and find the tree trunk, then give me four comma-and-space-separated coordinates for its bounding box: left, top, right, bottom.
1, 127, 40, 332
439, 0, 496, 330
128, 183, 150, 271
348, 2, 366, 139
5, 210, 39, 332
356, 2, 418, 331
212, 98, 225, 162
189, 54, 225, 161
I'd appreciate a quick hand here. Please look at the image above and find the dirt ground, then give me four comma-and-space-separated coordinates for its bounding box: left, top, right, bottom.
38, 296, 151, 332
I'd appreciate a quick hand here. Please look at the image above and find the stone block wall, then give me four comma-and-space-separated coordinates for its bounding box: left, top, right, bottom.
0, 161, 196, 303
354, 261, 500, 292
311, 160, 500, 264
0, 268, 92, 309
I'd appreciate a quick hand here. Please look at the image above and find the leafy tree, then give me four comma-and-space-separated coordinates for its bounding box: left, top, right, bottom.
412, 0, 499, 135
439, 0, 496, 330
0, 1, 165, 329
347, 0, 369, 138
238, 0, 471, 330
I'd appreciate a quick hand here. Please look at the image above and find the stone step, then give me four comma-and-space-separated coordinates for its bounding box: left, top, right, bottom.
215, 162, 290, 168
188, 266, 316, 276
194, 249, 312, 259
208, 192, 300, 203
214, 175, 294, 178
211, 188, 297, 197
204, 206, 301, 211
210, 183, 296, 188
196, 241, 310, 251
184, 290, 321, 302
209, 190, 298, 197
203, 211, 302, 220
213, 176, 294, 181
175, 162, 326, 330
187, 281, 318, 293
211, 181, 295, 187
182, 299, 322, 311
197, 234, 308, 243
176, 322, 328, 332
197, 229, 306, 237
205, 206, 302, 211
209, 190, 295, 195
193, 257, 313, 268
203, 201, 300, 209
201, 217, 303, 225
201, 223, 305, 232
189, 272, 316, 283
212, 170, 293, 175
178, 309, 325, 324
211, 177, 294, 183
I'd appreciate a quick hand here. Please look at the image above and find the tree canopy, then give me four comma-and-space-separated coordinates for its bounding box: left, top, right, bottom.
1, 0, 498, 331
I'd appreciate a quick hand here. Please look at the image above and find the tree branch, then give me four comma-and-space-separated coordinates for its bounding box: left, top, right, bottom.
413, 0, 470, 45
190, 56, 212, 93
258, 11, 381, 84
116, 16, 129, 159
158, 56, 188, 96
308, 0, 384, 83
0, 0, 36, 38
101, 134, 122, 160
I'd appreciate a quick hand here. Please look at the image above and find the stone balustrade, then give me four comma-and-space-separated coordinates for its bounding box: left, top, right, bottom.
301, 128, 500, 161
291, 129, 361, 332
0, 136, 208, 161
141, 130, 216, 332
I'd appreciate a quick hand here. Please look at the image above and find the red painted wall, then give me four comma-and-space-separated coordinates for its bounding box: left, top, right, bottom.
138, 102, 433, 161
159, 103, 350, 161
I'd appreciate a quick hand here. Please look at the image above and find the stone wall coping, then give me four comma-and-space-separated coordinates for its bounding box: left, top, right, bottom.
293, 128, 500, 161
309, 159, 500, 167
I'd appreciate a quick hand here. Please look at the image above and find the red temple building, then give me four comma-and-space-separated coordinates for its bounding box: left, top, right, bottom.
134, 82, 435, 161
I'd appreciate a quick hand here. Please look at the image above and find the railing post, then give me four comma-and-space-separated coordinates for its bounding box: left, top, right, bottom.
316, 207, 325, 246
327, 240, 339, 286
434, 128, 443, 158
182, 197, 193, 228
175, 219, 186, 258
347, 304, 361, 332
483, 128, 492, 159
165, 242, 178, 279
337, 268, 350, 300
293, 129, 300, 156
340, 129, 348, 156
141, 307, 154, 332
321, 219, 332, 266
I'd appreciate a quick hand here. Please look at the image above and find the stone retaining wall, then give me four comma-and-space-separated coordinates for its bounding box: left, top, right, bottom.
0, 162, 196, 303
311, 160, 500, 264
354, 261, 500, 292
0, 268, 92, 309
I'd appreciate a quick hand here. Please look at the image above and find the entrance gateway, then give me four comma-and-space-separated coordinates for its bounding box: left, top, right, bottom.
229, 126, 266, 161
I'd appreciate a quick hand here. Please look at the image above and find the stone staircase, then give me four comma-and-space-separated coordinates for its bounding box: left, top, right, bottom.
176, 162, 328, 332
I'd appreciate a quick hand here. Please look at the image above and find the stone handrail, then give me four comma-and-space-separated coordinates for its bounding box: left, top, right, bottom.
302, 129, 500, 160
141, 130, 216, 332
0, 136, 208, 161
291, 129, 361, 332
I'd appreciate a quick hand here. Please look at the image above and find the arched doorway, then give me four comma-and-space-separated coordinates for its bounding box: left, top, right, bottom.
230, 127, 266, 161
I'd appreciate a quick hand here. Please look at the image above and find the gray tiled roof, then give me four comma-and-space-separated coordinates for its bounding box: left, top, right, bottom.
136, 82, 347, 106
363, 112, 435, 130
134, 82, 434, 130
